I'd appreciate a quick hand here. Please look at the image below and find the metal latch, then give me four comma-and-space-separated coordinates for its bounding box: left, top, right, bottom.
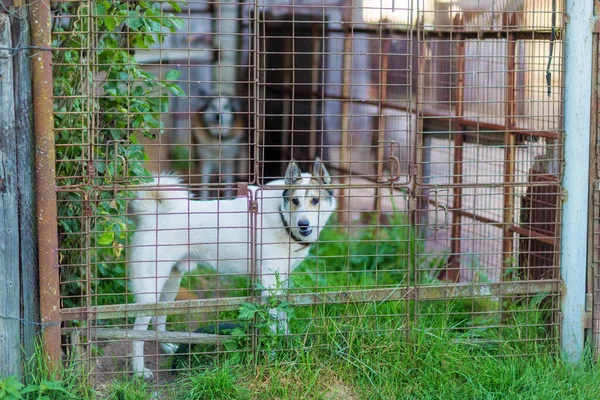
427, 188, 449, 231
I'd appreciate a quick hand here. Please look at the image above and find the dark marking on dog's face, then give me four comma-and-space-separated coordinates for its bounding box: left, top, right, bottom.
197, 95, 238, 138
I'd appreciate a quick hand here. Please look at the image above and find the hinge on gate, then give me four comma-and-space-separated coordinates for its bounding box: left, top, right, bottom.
237, 182, 250, 197
250, 200, 258, 214
83, 191, 92, 217
409, 162, 418, 178
584, 293, 593, 329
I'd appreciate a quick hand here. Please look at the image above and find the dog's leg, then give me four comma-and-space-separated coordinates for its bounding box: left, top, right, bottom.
221, 156, 235, 197
131, 267, 172, 379
155, 271, 183, 355
199, 158, 213, 198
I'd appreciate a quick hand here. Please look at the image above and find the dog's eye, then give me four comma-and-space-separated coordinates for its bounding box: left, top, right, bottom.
312, 198, 319, 205
292, 198, 300, 206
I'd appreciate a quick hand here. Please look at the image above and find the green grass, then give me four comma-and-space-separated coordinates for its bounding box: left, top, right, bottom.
8, 298, 600, 399
18, 215, 598, 398
125, 303, 600, 399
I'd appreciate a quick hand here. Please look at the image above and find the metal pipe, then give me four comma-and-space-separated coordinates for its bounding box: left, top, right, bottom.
309, 23, 321, 161
338, 29, 353, 226
444, 25, 466, 283
561, 0, 593, 363
502, 29, 517, 281
28, 0, 61, 372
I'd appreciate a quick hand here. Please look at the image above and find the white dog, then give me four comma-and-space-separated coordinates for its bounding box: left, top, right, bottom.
128, 159, 336, 378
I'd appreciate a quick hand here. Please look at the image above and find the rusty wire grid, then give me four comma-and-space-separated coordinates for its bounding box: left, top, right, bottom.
593, 28, 600, 361
49, 0, 566, 385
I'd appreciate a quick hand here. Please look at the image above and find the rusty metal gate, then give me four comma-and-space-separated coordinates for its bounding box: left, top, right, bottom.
24, 0, 575, 384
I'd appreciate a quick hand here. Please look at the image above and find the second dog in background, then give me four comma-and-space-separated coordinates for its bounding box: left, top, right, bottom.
191, 91, 247, 197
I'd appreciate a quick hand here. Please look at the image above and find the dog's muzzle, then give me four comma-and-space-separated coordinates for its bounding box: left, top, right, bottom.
298, 219, 313, 237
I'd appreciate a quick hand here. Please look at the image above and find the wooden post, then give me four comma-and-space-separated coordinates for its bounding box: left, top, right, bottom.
0, 13, 22, 378
11, 5, 39, 364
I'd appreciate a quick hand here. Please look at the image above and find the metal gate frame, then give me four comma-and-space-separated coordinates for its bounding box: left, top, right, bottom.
22, 0, 595, 370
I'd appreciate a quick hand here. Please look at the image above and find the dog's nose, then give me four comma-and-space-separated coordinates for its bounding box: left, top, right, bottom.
298, 219, 312, 236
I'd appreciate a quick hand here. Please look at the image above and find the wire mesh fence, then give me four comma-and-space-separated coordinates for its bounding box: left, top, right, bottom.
47, 0, 566, 385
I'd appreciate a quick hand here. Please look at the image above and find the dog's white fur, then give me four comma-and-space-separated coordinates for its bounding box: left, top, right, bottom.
128, 159, 336, 378
191, 95, 246, 197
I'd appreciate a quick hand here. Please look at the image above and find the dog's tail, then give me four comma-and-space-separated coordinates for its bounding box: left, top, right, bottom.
130, 174, 190, 214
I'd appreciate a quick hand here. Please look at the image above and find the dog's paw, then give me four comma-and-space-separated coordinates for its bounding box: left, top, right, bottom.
160, 342, 178, 354
134, 367, 154, 380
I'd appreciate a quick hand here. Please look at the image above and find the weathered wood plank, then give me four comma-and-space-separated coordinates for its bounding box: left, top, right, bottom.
0, 13, 22, 379
65, 328, 227, 345
11, 5, 38, 365
61, 281, 560, 322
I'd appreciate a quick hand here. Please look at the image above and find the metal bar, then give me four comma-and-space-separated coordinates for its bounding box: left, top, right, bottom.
444, 206, 560, 247
592, 32, 600, 361
503, 28, 517, 281
239, 22, 559, 40
445, 25, 466, 282
309, 23, 320, 161
223, 85, 562, 140
211, 0, 239, 95
374, 29, 390, 214
28, 0, 61, 372
594, 182, 600, 359
561, 0, 593, 363
337, 29, 352, 226
281, 38, 292, 164
61, 281, 561, 322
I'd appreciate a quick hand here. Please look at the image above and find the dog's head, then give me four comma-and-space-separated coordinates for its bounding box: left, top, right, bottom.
281, 158, 336, 244
197, 92, 242, 138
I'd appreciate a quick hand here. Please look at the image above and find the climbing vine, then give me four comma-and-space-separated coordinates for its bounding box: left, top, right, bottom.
52, 0, 184, 308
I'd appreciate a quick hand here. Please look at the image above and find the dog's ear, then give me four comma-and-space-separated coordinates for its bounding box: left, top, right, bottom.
312, 157, 331, 185
284, 160, 302, 185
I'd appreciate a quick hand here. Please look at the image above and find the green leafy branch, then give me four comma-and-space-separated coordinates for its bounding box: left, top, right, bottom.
52, 0, 185, 309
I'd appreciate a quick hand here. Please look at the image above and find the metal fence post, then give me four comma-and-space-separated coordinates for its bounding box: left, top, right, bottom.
28, 0, 61, 371
561, 0, 594, 363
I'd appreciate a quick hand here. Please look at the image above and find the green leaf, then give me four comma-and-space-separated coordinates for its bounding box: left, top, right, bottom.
104, 16, 118, 31
97, 231, 115, 246
95, 2, 106, 16
169, 1, 182, 13
238, 303, 259, 320
125, 17, 143, 30
145, 18, 162, 32
166, 83, 186, 96
164, 69, 181, 81
20, 384, 39, 394
171, 17, 185, 30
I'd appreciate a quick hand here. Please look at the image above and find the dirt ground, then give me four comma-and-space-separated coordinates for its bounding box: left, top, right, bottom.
89, 340, 178, 392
